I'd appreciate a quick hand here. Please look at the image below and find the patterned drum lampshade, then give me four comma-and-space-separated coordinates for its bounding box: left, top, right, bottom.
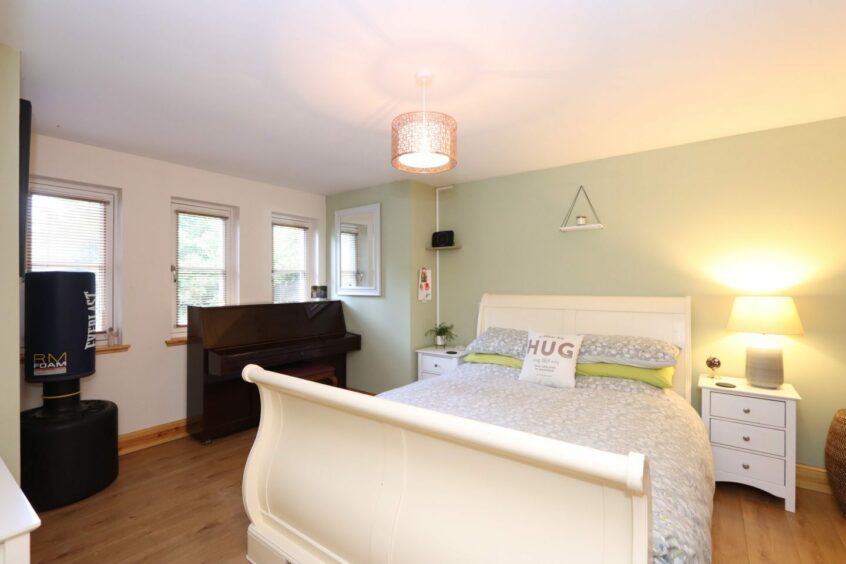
391, 70, 457, 174
391, 110, 457, 174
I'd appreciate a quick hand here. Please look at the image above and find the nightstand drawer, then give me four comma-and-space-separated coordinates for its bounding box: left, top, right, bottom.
710, 419, 785, 457
713, 445, 785, 485
711, 392, 786, 427
421, 355, 455, 375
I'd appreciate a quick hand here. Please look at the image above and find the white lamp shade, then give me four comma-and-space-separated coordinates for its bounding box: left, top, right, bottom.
727, 296, 803, 335
391, 111, 457, 174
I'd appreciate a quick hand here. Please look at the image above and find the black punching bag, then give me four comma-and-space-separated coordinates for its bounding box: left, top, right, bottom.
21, 271, 119, 511
24, 271, 96, 383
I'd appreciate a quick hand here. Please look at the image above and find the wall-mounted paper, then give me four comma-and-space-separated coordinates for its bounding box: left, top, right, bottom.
418, 268, 432, 303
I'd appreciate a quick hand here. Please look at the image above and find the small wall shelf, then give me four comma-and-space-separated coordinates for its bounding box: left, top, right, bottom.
426, 245, 462, 251
559, 185, 604, 232
559, 224, 604, 232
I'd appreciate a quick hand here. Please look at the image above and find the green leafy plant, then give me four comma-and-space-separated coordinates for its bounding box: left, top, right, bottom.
425, 322, 457, 345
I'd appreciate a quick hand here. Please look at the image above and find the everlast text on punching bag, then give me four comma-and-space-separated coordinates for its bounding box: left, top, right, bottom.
21, 271, 119, 511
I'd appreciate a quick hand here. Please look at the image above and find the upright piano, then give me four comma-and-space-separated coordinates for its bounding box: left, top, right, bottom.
187, 301, 361, 441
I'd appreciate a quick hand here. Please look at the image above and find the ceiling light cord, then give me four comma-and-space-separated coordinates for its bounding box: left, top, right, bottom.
421, 81, 428, 128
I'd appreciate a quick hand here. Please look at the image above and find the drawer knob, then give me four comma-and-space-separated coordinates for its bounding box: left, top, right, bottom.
742, 435, 750, 442
742, 408, 751, 414
742, 463, 750, 470
434, 363, 439, 368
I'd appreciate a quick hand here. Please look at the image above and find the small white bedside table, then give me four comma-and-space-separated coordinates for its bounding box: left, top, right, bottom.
699, 375, 801, 511
0, 458, 40, 563
416, 346, 468, 381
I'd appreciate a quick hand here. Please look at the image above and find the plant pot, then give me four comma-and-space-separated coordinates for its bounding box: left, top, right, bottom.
435, 336, 445, 348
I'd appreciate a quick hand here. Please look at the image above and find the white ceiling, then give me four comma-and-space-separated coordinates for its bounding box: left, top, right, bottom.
2, 1, 845, 194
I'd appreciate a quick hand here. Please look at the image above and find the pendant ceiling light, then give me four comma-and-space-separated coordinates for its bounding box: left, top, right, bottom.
391, 70, 457, 174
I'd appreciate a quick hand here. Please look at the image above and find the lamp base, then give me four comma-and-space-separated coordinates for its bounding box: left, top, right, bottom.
745, 346, 784, 389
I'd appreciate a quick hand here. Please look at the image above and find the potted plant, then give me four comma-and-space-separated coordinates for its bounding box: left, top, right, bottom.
426, 322, 457, 348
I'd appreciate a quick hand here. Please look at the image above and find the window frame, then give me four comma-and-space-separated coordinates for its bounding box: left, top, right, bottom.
171, 198, 238, 336
334, 203, 381, 297
26, 177, 122, 344
271, 213, 316, 303
339, 225, 360, 289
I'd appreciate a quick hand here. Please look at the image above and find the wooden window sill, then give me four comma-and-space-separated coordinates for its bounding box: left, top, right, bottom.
97, 344, 131, 355
165, 337, 188, 347
20, 343, 131, 362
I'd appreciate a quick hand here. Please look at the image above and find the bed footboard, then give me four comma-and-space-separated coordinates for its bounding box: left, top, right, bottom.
242, 364, 652, 564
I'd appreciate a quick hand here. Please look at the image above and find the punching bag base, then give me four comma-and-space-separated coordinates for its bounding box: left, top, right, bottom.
21, 399, 118, 511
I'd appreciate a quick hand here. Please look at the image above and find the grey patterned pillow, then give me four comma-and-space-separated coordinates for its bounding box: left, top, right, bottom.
578, 334, 680, 368
466, 327, 528, 359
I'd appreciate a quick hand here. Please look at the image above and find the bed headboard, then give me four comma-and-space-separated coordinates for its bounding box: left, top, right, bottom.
476, 294, 693, 402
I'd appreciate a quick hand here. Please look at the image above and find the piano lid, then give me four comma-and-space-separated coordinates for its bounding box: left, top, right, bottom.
207, 332, 361, 378
187, 301, 349, 350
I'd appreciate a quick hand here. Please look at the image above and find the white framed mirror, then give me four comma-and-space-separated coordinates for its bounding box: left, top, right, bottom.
335, 203, 381, 296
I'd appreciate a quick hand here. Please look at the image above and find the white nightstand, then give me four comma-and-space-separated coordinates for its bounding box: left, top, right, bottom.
416, 346, 468, 380
0, 457, 40, 564
699, 375, 801, 511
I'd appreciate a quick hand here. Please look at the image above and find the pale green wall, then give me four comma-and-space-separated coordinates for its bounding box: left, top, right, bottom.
440, 117, 846, 468
408, 183, 437, 356
327, 181, 435, 392
0, 44, 20, 479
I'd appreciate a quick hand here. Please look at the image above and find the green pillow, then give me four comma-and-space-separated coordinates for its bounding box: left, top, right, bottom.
575, 363, 674, 389
464, 355, 674, 389
463, 353, 524, 369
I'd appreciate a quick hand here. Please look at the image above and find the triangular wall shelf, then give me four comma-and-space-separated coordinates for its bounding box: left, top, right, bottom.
559, 185, 604, 232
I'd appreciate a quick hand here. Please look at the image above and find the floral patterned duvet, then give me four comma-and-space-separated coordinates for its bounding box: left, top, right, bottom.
379, 362, 715, 563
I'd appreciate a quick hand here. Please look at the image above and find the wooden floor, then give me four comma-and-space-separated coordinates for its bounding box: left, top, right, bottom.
31, 430, 846, 563
713, 482, 846, 563
32, 430, 252, 564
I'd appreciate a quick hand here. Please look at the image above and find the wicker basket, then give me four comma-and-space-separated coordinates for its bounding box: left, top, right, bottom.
825, 409, 846, 515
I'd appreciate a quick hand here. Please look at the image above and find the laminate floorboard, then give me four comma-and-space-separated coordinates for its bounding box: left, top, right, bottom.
713, 482, 846, 563
30, 431, 846, 563
31, 430, 253, 564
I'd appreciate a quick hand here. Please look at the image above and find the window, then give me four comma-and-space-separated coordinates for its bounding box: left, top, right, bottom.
26, 179, 120, 340
340, 226, 360, 288
272, 214, 314, 303
172, 199, 237, 329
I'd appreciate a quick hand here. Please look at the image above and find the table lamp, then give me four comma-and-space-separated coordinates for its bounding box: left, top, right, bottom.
727, 296, 803, 389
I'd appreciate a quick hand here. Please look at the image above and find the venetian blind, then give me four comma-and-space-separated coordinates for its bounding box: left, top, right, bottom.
272, 223, 308, 303
175, 211, 227, 326
340, 229, 359, 288
26, 193, 110, 332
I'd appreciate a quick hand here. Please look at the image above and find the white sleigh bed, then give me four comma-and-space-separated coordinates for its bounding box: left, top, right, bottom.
241, 295, 696, 564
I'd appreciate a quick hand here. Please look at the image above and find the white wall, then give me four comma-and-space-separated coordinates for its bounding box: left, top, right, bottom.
21, 135, 326, 435
0, 43, 21, 478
